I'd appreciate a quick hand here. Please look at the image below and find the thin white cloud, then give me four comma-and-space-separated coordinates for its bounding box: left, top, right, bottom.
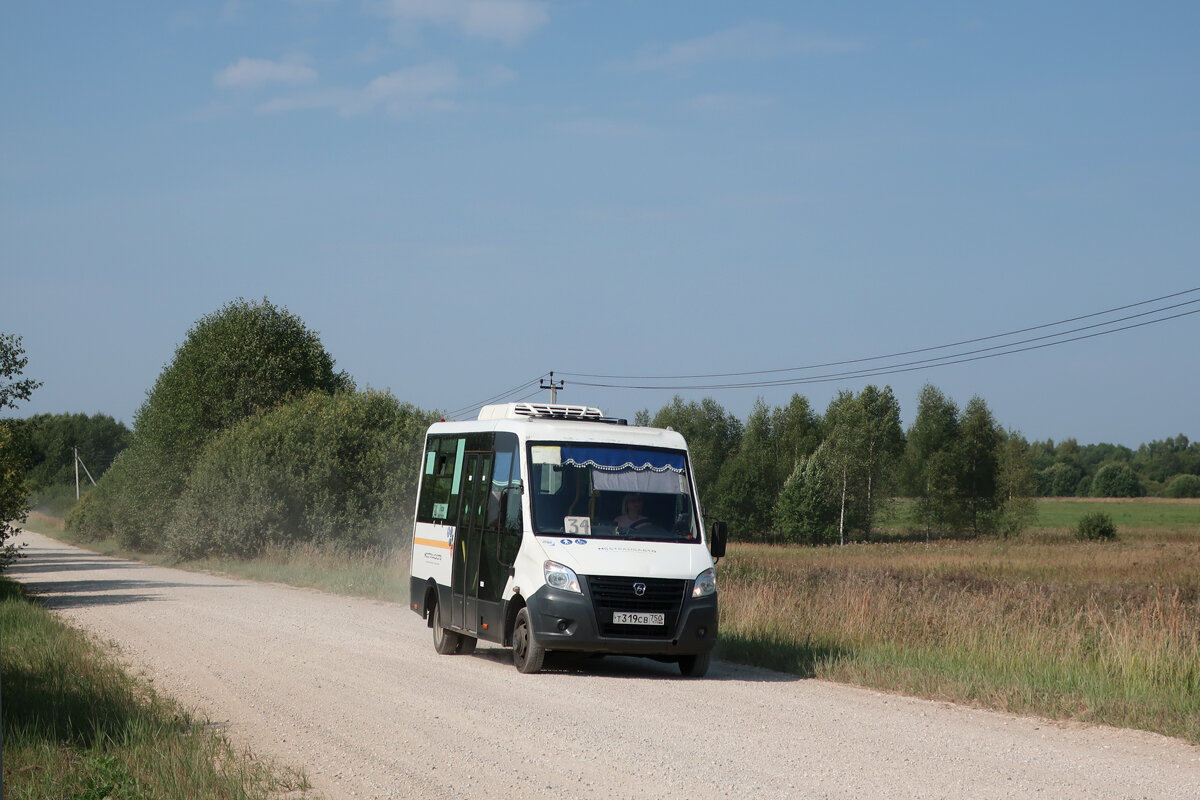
619, 22, 862, 72
258, 61, 462, 116
366, 61, 461, 101
215, 57, 317, 88
376, 0, 548, 46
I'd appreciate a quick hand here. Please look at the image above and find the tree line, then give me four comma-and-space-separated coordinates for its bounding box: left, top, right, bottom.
636, 391, 1200, 544
1029, 435, 1200, 499
4, 299, 1198, 561
636, 385, 1038, 544
7, 413, 131, 497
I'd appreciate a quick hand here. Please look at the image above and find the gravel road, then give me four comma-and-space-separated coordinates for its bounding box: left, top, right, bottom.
9, 531, 1200, 799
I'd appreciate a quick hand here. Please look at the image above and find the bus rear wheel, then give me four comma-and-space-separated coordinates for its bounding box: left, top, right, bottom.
432, 601, 463, 655
512, 608, 545, 674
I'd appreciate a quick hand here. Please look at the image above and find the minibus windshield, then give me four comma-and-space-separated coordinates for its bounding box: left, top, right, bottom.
528, 442, 699, 542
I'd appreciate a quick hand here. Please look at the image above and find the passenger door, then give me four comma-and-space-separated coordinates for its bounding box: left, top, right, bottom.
451, 451, 492, 634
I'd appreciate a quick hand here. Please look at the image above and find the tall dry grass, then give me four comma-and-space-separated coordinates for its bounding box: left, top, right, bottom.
718, 536, 1200, 742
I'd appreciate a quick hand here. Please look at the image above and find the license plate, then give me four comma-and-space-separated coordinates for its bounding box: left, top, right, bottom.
612, 611, 665, 626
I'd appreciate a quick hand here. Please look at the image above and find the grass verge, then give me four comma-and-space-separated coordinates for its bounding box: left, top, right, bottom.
0, 577, 315, 799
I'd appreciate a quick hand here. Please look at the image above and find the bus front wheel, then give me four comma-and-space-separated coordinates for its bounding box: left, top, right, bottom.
678, 651, 711, 678
432, 601, 462, 655
512, 608, 545, 674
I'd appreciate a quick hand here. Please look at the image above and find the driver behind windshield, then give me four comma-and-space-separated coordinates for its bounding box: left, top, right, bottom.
615, 494, 646, 529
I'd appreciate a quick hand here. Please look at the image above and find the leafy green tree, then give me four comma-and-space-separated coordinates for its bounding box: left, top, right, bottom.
134, 298, 351, 461
1028, 439, 1057, 472
0, 423, 30, 569
957, 396, 1000, 535
902, 384, 962, 538
712, 399, 776, 538
166, 390, 434, 558
705, 394, 825, 541
2, 333, 41, 569
1049, 440, 1089, 496
65, 442, 161, 547
1134, 435, 1199, 485
1037, 461, 1086, 497
650, 396, 743, 523
1090, 463, 1145, 497
69, 299, 351, 549
823, 391, 867, 545
818, 387, 902, 544
773, 447, 837, 545
856, 385, 905, 538
1077, 442, 1134, 472
1164, 473, 1200, 498
993, 429, 1038, 537
771, 394, 823, 480
1, 334, 41, 410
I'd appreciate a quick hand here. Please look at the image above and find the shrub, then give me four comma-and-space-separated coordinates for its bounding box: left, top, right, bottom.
1163, 473, 1200, 499
67, 298, 350, 550
1090, 463, 1145, 498
165, 390, 436, 558
1076, 512, 1118, 542
1037, 461, 1086, 496
67, 442, 172, 550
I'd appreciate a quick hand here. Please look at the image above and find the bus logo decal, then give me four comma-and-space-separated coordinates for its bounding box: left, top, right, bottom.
633, 582, 647, 597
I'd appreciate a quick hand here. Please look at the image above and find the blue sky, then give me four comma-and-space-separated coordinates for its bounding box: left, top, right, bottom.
3, 1, 1197, 448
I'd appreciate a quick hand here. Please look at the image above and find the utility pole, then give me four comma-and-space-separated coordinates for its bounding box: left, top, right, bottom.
74, 445, 98, 500
540, 372, 564, 404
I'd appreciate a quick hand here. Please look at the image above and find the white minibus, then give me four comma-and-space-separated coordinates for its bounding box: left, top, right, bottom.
409, 402, 726, 676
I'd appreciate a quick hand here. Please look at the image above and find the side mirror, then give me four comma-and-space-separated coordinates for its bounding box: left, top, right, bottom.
708, 520, 727, 559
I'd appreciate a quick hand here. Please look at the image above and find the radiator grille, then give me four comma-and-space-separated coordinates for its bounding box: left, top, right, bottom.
586, 576, 687, 638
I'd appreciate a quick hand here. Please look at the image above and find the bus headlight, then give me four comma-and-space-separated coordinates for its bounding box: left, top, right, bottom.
544, 560, 581, 593
693, 567, 717, 598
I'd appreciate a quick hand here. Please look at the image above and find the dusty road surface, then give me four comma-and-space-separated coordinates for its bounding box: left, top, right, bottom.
9, 531, 1200, 799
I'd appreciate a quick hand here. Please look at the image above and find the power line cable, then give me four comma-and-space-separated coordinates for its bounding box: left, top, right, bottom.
445, 376, 544, 421
567, 306, 1200, 391
445, 379, 541, 420
557, 286, 1200, 381
442, 287, 1198, 415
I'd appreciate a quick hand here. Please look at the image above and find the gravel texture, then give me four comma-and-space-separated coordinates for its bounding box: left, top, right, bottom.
9, 531, 1200, 799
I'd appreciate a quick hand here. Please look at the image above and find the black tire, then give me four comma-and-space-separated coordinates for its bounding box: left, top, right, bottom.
432, 601, 463, 655
512, 607, 545, 674
678, 651, 711, 678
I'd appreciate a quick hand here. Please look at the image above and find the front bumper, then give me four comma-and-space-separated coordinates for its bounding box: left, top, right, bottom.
524, 580, 718, 657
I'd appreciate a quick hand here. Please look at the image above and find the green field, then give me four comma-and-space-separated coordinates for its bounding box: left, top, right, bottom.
1027, 497, 1200, 535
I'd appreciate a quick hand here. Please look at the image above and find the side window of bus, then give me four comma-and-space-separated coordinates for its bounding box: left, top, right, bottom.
491, 434, 522, 535
418, 436, 464, 523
